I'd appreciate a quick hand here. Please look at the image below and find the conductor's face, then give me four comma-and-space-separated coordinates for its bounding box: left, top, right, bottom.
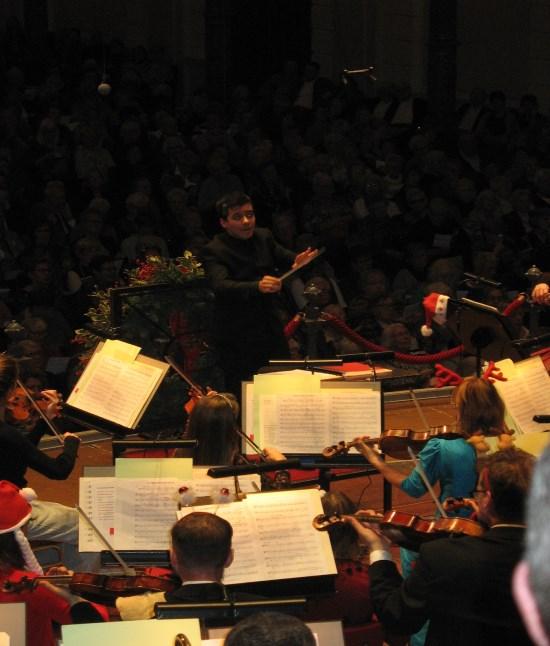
220, 202, 256, 239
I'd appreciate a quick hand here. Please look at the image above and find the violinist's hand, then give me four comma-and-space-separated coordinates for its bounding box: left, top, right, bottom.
263, 446, 287, 462
187, 385, 204, 402
41, 389, 62, 419
292, 247, 318, 269
62, 432, 80, 443
45, 565, 72, 576
532, 282, 550, 305
352, 437, 383, 468
258, 275, 282, 294
443, 497, 479, 516
345, 513, 391, 553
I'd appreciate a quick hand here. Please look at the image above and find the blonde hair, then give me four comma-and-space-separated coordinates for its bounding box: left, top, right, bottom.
452, 376, 505, 437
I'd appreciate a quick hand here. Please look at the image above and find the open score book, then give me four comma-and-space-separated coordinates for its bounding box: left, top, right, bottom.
67, 340, 169, 429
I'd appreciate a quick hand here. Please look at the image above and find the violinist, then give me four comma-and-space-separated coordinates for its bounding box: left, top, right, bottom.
182, 390, 241, 465
353, 376, 506, 646
0, 353, 95, 571
182, 389, 287, 466
347, 448, 534, 646
0, 481, 105, 646
116, 512, 260, 620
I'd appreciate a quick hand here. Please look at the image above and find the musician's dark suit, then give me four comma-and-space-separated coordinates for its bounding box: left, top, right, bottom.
369, 526, 533, 646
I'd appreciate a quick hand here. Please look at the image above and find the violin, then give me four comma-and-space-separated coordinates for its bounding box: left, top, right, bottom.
322, 437, 376, 459
377, 425, 462, 460
6, 386, 49, 423
3, 570, 180, 605
322, 426, 462, 461
312, 509, 485, 551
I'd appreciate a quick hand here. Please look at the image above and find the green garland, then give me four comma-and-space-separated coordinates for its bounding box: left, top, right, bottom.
74, 252, 205, 351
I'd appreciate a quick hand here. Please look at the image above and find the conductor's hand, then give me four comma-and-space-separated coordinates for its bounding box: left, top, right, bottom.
259, 275, 282, 294
532, 282, 550, 304
292, 247, 318, 270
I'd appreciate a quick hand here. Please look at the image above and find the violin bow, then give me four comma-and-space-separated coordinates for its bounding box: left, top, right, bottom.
76, 504, 135, 576
406, 446, 448, 519
15, 379, 64, 446
409, 389, 431, 434
163, 354, 203, 393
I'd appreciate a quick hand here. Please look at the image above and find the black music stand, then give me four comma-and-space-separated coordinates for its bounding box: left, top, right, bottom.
445, 298, 522, 375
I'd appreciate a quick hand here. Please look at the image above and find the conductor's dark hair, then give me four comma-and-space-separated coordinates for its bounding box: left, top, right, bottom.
171, 512, 232, 570
225, 612, 315, 646
215, 191, 252, 219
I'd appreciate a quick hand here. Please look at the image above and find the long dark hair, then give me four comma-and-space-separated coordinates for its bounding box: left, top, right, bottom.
0, 533, 25, 571
186, 393, 240, 465
0, 354, 18, 403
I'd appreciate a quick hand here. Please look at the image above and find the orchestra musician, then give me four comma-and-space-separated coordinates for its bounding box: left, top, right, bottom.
115, 511, 259, 620
225, 611, 316, 646
353, 376, 507, 646
182, 390, 241, 465
0, 353, 95, 570
347, 448, 534, 646
0, 480, 105, 646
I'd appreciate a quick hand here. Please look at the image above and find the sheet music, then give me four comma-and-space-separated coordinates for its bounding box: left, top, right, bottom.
246, 491, 336, 580
260, 391, 381, 452
67, 340, 168, 429
78, 477, 116, 551
70, 355, 163, 426
495, 357, 550, 434
114, 478, 179, 549
177, 490, 336, 585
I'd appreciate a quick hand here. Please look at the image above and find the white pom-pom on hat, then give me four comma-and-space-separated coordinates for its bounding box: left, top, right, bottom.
421, 293, 449, 337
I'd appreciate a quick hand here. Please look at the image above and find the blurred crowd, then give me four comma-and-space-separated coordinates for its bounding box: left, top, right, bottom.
0, 18, 547, 394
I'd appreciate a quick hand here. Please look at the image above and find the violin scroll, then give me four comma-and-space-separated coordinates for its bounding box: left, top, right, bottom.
322, 436, 374, 459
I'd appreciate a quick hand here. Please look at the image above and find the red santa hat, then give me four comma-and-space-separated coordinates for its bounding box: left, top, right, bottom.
421, 293, 450, 337
0, 481, 43, 574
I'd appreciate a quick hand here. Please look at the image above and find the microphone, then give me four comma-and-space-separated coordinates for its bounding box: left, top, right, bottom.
336, 351, 395, 362
511, 332, 550, 348
463, 272, 503, 289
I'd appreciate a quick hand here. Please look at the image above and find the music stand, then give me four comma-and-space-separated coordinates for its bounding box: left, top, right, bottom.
445, 298, 522, 375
